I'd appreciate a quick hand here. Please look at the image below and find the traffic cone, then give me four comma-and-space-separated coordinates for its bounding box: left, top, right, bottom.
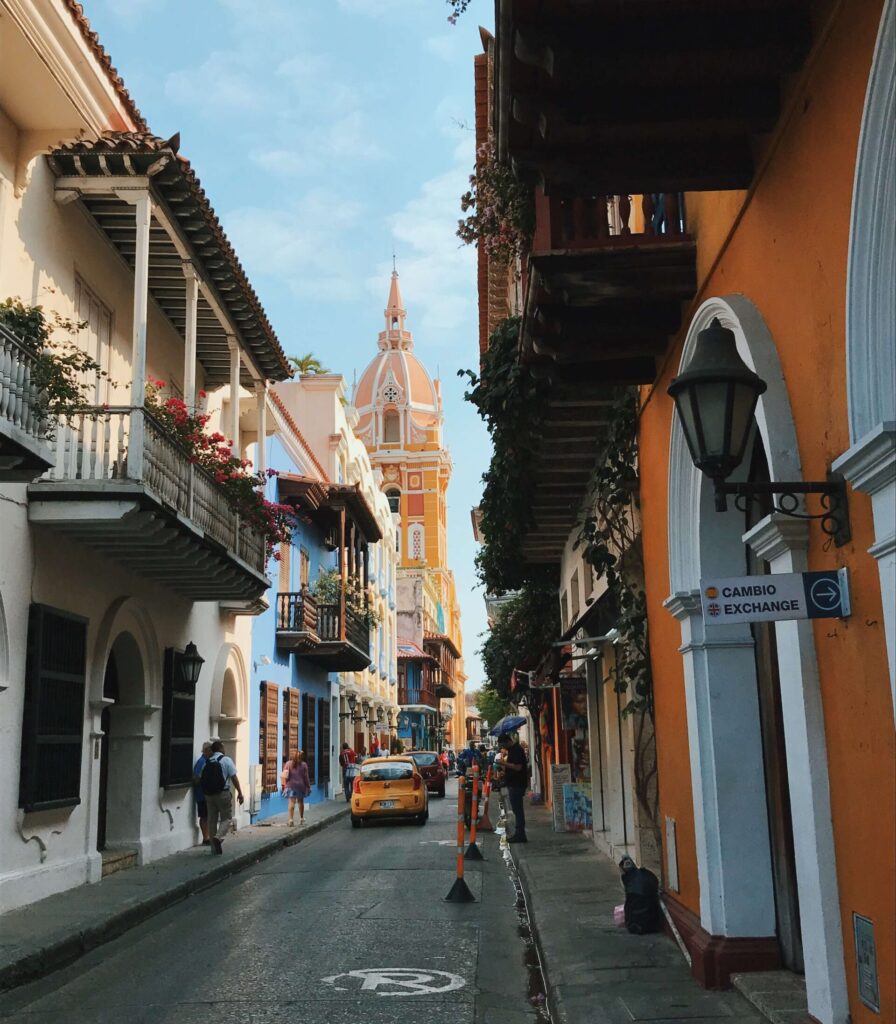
478, 767, 494, 832
464, 764, 484, 861
445, 773, 476, 902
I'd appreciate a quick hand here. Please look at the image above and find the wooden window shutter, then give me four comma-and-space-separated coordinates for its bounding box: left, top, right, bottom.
259, 682, 280, 793
19, 604, 88, 812
318, 697, 331, 783
282, 687, 299, 762
301, 692, 316, 784
300, 548, 310, 589
160, 648, 198, 787
278, 543, 291, 594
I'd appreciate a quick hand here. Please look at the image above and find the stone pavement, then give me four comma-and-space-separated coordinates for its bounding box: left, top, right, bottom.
0, 800, 348, 993
501, 800, 767, 1024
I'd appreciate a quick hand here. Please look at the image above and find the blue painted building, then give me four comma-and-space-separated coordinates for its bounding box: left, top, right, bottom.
249, 428, 337, 821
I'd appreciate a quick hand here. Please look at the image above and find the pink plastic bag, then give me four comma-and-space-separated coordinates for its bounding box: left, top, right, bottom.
613, 903, 626, 927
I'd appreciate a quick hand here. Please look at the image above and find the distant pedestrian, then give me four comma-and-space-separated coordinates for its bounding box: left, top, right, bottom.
498, 732, 529, 843
281, 749, 311, 826
192, 741, 213, 846
339, 742, 358, 802
200, 740, 245, 855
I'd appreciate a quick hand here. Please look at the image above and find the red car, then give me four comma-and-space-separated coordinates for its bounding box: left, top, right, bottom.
409, 751, 447, 797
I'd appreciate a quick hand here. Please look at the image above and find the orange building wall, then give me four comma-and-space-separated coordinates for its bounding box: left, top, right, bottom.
639, 2, 893, 1017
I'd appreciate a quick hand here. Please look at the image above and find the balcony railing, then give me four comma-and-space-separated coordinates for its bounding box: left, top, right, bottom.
0, 324, 54, 479
276, 588, 318, 635
276, 590, 371, 669
534, 192, 687, 252
40, 405, 266, 574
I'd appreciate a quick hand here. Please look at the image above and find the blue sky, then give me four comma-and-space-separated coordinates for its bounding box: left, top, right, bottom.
85, 0, 494, 687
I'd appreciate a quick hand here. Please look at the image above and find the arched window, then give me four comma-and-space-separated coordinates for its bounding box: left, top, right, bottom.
409, 523, 425, 561
383, 410, 400, 443
385, 488, 401, 514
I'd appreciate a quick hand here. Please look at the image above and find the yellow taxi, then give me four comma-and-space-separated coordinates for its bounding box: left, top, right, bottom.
350, 756, 429, 828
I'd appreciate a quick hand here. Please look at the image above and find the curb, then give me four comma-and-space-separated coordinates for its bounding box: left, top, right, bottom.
0, 806, 350, 993
509, 845, 565, 1024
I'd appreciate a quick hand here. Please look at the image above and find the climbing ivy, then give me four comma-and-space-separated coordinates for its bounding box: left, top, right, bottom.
579, 390, 653, 718
459, 316, 553, 594
479, 583, 561, 700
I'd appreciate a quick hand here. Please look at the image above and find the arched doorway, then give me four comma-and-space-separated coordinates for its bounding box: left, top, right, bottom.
218, 668, 240, 759
96, 632, 145, 855
666, 296, 847, 1017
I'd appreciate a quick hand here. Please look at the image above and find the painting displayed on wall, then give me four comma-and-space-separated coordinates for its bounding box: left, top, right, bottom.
563, 783, 593, 833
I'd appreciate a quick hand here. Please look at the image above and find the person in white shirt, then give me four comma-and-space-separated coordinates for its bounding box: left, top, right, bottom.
201, 740, 245, 855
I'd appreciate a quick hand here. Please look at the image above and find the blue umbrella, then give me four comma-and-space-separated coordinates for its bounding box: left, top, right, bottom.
488, 714, 527, 737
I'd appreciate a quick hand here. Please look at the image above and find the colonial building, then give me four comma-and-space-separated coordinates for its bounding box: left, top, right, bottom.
0, 2, 287, 911
272, 374, 399, 759
471, 2, 894, 1022
353, 273, 466, 750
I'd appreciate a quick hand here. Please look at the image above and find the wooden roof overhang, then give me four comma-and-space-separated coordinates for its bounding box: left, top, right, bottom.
424, 632, 461, 660
48, 133, 291, 386
495, 0, 813, 195
278, 475, 383, 544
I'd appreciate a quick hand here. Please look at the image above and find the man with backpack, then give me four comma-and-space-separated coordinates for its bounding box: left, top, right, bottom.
338, 742, 358, 802
200, 740, 244, 855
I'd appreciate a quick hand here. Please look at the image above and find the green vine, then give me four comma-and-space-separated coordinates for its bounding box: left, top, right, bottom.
0, 299, 110, 433
579, 390, 652, 718
459, 316, 552, 593
311, 568, 382, 628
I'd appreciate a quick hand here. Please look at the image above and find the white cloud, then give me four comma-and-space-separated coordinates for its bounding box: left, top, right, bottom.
165, 51, 269, 112
225, 188, 365, 302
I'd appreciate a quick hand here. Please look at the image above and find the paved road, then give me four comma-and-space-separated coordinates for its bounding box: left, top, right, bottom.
0, 780, 544, 1024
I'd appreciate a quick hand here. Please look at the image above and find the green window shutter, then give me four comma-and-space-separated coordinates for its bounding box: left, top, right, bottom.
160, 648, 196, 788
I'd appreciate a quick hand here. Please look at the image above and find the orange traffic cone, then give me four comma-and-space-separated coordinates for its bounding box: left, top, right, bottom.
478, 766, 495, 832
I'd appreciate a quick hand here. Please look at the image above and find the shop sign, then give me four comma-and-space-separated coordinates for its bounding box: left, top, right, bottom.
549, 763, 571, 832
700, 569, 850, 625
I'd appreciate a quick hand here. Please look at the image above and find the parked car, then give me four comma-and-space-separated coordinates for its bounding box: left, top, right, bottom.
350, 756, 429, 827
408, 750, 447, 797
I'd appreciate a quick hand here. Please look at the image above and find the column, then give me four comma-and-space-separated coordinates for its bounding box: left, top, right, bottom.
120, 190, 151, 479
744, 515, 848, 1024
182, 261, 198, 410
254, 382, 267, 475
227, 335, 240, 455
663, 590, 776, 940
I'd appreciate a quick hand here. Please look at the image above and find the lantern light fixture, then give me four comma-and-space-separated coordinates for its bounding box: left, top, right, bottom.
668, 317, 850, 545
178, 642, 205, 687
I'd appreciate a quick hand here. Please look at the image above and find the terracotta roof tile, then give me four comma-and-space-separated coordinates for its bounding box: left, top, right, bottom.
62, 1, 147, 131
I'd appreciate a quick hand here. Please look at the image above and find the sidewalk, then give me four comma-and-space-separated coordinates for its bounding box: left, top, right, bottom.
0, 800, 348, 992
501, 802, 767, 1024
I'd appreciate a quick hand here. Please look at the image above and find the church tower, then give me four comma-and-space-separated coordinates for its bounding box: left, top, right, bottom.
353, 272, 466, 749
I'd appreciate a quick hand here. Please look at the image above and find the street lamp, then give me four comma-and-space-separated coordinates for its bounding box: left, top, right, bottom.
178, 642, 204, 687
339, 693, 356, 722
668, 317, 850, 544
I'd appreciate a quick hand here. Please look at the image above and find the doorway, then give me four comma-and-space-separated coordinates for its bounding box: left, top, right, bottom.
745, 434, 804, 973
96, 649, 119, 852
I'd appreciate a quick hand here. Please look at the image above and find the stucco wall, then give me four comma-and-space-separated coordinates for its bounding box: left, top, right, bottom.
639, 1, 893, 1016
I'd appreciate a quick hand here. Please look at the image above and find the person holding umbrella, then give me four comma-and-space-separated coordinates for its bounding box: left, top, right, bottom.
497, 731, 529, 843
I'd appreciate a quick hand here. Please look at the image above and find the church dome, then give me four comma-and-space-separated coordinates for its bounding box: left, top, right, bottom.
353, 272, 442, 447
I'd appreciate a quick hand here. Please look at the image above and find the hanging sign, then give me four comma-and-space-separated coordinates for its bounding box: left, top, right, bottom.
700, 569, 850, 625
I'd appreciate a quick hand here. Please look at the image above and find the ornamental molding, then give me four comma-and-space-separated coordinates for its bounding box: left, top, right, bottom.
832, 422, 896, 496
743, 514, 809, 563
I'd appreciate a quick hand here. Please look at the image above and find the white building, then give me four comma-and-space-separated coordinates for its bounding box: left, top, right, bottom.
0, 2, 288, 911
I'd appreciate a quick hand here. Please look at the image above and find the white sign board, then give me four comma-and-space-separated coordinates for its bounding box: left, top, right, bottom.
700, 569, 850, 625
550, 763, 571, 832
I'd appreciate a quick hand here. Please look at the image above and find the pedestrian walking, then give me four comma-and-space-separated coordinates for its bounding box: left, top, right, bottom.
497, 732, 529, 843
338, 742, 358, 802
192, 741, 213, 846
281, 749, 311, 826
200, 740, 244, 855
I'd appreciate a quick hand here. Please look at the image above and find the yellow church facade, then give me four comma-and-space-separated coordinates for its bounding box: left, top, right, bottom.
353, 273, 466, 749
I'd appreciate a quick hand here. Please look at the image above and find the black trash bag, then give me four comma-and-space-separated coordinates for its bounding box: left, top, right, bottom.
619, 856, 661, 935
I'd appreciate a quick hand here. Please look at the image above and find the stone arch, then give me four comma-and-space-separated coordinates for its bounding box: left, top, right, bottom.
665, 296, 847, 1021
209, 643, 247, 759
90, 596, 162, 707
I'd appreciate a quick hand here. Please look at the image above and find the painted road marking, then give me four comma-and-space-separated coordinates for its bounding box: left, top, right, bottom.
419, 839, 454, 845
322, 968, 466, 997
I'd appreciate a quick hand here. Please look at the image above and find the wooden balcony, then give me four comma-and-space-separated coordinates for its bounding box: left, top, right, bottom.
276, 591, 371, 671
27, 406, 268, 600
0, 325, 54, 482
524, 191, 696, 384
495, 0, 813, 195
423, 633, 459, 699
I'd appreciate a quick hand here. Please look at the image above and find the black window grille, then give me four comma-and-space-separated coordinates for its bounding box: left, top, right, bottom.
19, 604, 88, 813
160, 648, 196, 787
302, 692, 316, 784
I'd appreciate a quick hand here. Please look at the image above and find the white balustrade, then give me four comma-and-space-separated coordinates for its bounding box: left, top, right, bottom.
41, 405, 266, 573
0, 324, 46, 444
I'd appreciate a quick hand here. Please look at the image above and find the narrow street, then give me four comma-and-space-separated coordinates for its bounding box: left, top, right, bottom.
0, 783, 543, 1024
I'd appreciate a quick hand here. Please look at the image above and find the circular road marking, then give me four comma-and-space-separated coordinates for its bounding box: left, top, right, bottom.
321, 967, 466, 997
